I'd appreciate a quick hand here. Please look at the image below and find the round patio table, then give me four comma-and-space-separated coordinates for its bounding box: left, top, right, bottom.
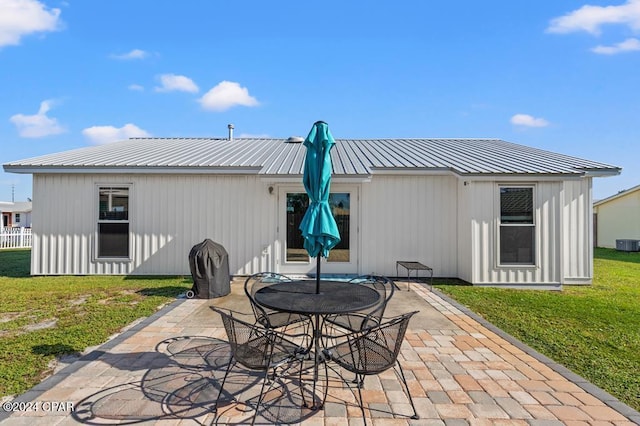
254, 280, 380, 315
254, 280, 380, 409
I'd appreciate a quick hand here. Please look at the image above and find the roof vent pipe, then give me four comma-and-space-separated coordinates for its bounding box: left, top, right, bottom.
227, 124, 234, 141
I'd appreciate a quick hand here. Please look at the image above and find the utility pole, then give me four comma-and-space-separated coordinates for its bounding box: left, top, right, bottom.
12, 184, 15, 202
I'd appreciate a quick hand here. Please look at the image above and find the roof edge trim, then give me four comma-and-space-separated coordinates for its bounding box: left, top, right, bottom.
580, 168, 621, 178
2, 166, 263, 175
260, 175, 372, 183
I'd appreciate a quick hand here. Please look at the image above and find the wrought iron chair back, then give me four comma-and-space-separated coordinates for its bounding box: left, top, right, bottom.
323, 311, 419, 423
211, 307, 304, 425
324, 275, 395, 333
244, 272, 309, 330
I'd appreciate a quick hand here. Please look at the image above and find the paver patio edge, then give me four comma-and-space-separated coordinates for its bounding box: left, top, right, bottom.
0, 298, 188, 423
431, 286, 640, 425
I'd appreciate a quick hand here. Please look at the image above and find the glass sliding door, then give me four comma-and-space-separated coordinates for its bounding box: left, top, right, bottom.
327, 193, 350, 263
285, 193, 309, 262
279, 186, 358, 274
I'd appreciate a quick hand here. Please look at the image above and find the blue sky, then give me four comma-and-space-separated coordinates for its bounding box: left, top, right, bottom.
1, 0, 639, 202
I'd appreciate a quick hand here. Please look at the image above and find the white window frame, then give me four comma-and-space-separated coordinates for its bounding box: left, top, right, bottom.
497, 184, 536, 267
95, 184, 132, 261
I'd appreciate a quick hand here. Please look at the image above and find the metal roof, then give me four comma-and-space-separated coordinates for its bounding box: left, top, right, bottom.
3, 137, 621, 177
0, 201, 32, 212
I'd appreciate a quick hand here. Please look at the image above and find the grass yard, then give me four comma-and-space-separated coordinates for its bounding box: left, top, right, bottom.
0, 249, 191, 398
435, 247, 640, 412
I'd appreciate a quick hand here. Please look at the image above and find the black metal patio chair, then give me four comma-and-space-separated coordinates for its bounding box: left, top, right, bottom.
245, 272, 312, 334
323, 275, 395, 334
210, 307, 307, 425
322, 311, 419, 424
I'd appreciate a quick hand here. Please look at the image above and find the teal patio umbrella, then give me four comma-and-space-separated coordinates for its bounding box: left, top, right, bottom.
299, 121, 341, 294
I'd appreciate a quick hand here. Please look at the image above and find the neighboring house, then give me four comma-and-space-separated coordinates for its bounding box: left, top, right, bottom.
3, 135, 620, 288
593, 184, 640, 249
0, 201, 32, 228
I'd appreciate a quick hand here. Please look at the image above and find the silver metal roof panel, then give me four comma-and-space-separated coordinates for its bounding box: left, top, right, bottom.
3, 137, 621, 177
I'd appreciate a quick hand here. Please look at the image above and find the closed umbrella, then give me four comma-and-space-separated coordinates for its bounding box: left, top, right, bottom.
299, 121, 341, 294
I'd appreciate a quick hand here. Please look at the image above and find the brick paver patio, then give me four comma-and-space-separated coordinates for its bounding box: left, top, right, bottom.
1, 280, 638, 425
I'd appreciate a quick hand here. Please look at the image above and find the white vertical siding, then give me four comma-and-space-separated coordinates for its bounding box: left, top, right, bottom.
32, 174, 98, 275
31, 174, 276, 275
538, 182, 562, 283
31, 172, 595, 286
562, 179, 593, 284
456, 180, 473, 282
359, 175, 458, 278
470, 182, 495, 284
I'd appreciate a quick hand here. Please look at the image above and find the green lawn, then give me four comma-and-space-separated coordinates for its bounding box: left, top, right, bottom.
435, 247, 640, 412
0, 249, 191, 397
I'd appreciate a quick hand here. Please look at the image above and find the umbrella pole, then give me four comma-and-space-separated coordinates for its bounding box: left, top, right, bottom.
316, 255, 321, 294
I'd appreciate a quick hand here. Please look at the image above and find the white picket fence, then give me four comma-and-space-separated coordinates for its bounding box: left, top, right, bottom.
0, 227, 32, 249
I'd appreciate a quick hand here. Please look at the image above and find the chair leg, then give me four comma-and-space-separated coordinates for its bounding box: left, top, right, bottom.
394, 360, 419, 420
321, 357, 329, 408
354, 376, 368, 425
299, 355, 309, 408
250, 369, 272, 426
214, 359, 236, 414
250, 341, 286, 426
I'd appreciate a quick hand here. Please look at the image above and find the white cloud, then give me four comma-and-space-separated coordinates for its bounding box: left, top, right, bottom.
110, 49, 149, 60
128, 84, 144, 91
9, 100, 66, 137
154, 74, 199, 93
592, 37, 640, 53
82, 123, 151, 145
547, 0, 640, 35
510, 114, 550, 128
0, 0, 62, 47
199, 81, 259, 112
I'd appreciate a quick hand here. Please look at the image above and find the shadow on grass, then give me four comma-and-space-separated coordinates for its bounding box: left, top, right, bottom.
32, 343, 80, 357
0, 249, 31, 278
431, 278, 471, 286
136, 286, 191, 297
123, 275, 192, 282
121, 275, 193, 298
130, 277, 192, 298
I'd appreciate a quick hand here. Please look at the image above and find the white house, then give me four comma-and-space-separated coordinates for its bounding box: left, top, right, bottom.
593, 184, 640, 249
3, 134, 620, 287
0, 201, 32, 228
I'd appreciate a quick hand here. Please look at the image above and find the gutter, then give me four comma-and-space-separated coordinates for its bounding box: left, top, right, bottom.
580, 168, 622, 178
2, 165, 263, 175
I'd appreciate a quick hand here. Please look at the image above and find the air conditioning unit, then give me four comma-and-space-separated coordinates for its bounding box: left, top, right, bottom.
615, 239, 640, 252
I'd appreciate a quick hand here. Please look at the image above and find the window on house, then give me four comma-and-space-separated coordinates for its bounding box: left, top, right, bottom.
15, 213, 20, 223
499, 186, 535, 265
97, 186, 129, 258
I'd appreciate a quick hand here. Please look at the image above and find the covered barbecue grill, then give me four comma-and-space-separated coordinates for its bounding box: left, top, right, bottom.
187, 239, 230, 299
